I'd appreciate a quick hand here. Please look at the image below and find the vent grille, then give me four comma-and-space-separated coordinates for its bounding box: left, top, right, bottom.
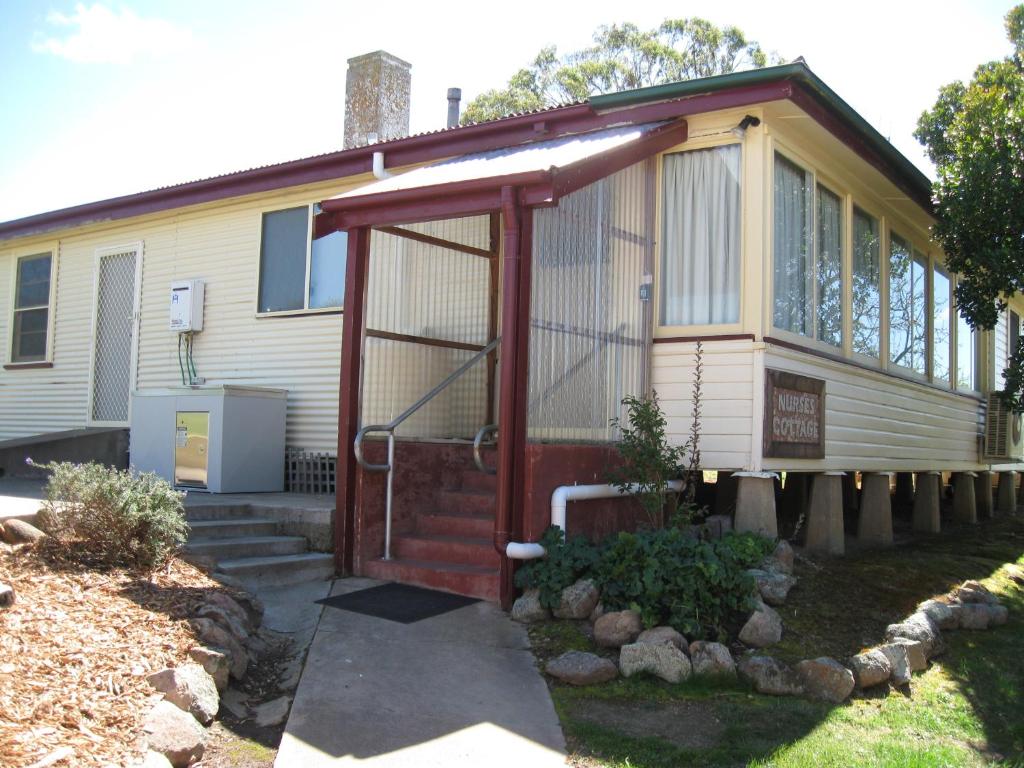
286, 449, 336, 495
983, 393, 1024, 461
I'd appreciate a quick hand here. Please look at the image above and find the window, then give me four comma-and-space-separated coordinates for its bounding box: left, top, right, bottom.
956, 304, 978, 390
851, 207, 881, 358
660, 145, 741, 325
1011, 310, 1021, 357
11, 252, 53, 363
257, 204, 347, 313
815, 185, 843, 347
773, 153, 813, 335
933, 266, 951, 383
888, 235, 927, 374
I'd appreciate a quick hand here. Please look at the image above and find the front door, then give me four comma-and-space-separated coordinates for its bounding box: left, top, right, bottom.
90, 244, 141, 425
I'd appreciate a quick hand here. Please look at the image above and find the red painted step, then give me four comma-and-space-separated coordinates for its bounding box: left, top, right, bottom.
392, 533, 500, 568
417, 511, 494, 539
438, 489, 493, 516
365, 557, 498, 601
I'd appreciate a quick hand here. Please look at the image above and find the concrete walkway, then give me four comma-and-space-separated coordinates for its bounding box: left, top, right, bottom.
275, 578, 566, 767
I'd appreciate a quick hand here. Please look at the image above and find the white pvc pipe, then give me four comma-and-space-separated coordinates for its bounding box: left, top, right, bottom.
504, 479, 685, 559
372, 151, 391, 179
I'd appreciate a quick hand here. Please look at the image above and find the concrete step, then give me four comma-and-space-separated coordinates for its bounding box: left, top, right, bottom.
185, 504, 255, 522
460, 471, 498, 493
364, 557, 498, 601
416, 511, 494, 539
217, 552, 335, 589
392, 533, 499, 568
187, 518, 279, 540
438, 489, 493, 516
184, 535, 307, 560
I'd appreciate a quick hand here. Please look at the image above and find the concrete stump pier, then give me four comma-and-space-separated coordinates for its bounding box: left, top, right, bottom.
806, 472, 845, 556
997, 471, 1017, 514
975, 471, 994, 519
733, 472, 778, 538
857, 472, 893, 547
952, 472, 978, 524
912, 471, 941, 533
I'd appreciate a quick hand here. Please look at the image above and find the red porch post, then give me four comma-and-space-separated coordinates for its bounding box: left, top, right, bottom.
335, 226, 371, 574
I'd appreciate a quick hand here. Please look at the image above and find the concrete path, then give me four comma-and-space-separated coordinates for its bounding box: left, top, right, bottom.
275, 578, 566, 767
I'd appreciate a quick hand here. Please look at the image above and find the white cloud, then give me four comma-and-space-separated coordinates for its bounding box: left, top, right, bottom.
32, 3, 192, 64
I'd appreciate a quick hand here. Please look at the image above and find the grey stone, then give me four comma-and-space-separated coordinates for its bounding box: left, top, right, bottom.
795, 657, 855, 702
147, 663, 219, 725
0, 583, 14, 609
885, 612, 945, 658
619, 642, 692, 683
511, 589, 549, 624
848, 649, 891, 688
189, 618, 249, 680
552, 579, 600, 620
589, 602, 605, 623
143, 699, 207, 768
278, 656, 304, 692
688, 641, 735, 677
889, 639, 928, 672
877, 644, 911, 686
195, 604, 250, 649
917, 599, 959, 631
2, 518, 46, 544
761, 540, 794, 575
188, 646, 230, 693
958, 603, 991, 630
988, 604, 1009, 626
546, 651, 618, 685
593, 610, 643, 648
636, 626, 687, 652
253, 695, 291, 728
737, 655, 804, 696
747, 569, 797, 606
739, 601, 783, 648
220, 687, 250, 720
956, 581, 999, 605
203, 591, 252, 632
141, 750, 174, 768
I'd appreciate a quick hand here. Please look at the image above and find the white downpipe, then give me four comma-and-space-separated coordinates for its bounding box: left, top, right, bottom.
372, 151, 391, 179
504, 479, 685, 560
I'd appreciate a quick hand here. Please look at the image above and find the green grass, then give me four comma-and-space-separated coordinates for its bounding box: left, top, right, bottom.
533, 513, 1024, 767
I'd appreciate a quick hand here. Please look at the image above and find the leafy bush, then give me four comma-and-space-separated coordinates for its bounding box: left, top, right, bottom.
514, 527, 600, 609
35, 461, 188, 571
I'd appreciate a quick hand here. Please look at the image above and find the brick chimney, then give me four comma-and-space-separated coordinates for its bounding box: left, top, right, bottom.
343, 51, 412, 149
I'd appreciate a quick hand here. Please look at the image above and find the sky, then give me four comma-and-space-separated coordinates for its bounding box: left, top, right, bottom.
0, 0, 1017, 223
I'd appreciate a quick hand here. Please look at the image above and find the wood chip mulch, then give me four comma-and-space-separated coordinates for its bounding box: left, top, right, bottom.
1, 545, 230, 767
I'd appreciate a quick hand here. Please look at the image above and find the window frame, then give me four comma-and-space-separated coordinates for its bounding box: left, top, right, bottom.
255, 203, 347, 318
885, 231, 930, 380
931, 262, 953, 386
653, 136, 746, 338
954, 276, 981, 393
7, 247, 58, 367
849, 202, 885, 364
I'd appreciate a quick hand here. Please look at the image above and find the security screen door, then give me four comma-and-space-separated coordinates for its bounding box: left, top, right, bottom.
91, 247, 140, 424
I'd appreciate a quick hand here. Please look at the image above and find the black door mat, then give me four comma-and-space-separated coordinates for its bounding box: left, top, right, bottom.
317, 582, 479, 624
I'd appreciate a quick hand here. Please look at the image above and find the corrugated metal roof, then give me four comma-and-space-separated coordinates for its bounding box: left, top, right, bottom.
331, 123, 663, 199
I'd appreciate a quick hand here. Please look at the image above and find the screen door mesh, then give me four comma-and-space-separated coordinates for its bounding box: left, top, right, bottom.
92, 250, 137, 422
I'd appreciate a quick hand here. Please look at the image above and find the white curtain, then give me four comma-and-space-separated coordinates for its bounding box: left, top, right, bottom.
660, 145, 741, 325
773, 154, 812, 335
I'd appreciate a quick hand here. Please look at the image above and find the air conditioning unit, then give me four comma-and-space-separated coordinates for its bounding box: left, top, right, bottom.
983, 393, 1024, 462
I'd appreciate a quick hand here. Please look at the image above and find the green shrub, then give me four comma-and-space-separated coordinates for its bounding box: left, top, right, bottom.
514, 527, 600, 609
35, 461, 188, 571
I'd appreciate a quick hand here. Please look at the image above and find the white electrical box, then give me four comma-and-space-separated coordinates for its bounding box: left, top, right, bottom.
170, 279, 205, 332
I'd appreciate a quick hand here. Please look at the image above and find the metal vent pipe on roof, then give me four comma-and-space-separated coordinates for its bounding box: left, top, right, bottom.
447, 88, 462, 128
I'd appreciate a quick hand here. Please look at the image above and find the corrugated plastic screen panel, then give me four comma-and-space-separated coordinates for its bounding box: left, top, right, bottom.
92, 248, 138, 423
361, 216, 493, 439
528, 161, 654, 441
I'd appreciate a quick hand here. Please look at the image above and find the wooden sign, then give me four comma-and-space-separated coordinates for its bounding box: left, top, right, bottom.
763, 370, 825, 459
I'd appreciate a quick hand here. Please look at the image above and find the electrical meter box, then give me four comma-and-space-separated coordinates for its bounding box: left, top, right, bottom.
170, 279, 205, 332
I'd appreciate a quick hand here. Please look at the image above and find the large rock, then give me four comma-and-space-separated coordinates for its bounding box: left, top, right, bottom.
795, 657, 855, 702
593, 610, 642, 648
190, 618, 249, 680
141, 751, 174, 768
188, 646, 230, 692
689, 641, 735, 677
254, 696, 291, 728
619, 642, 692, 683
917, 599, 959, 631
885, 612, 945, 658
552, 579, 600, 620
848, 649, 891, 689
204, 592, 252, 632
147, 664, 219, 725
956, 580, 998, 605
195, 604, 250, 649
636, 626, 687, 652
747, 569, 797, 606
958, 603, 992, 630
761, 540, 794, 575
546, 651, 618, 685
739, 601, 783, 648
511, 589, 549, 624
877, 644, 911, 686
0, 583, 14, 609
737, 655, 803, 696
888, 639, 928, 672
2, 518, 46, 544
143, 700, 207, 767
987, 604, 1009, 626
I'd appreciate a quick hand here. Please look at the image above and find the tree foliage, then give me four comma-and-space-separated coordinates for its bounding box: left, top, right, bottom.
462, 18, 775, 124
915, 5, 1024, 408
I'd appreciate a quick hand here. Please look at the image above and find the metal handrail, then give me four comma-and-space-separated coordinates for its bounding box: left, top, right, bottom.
354, 336, 500, 560
473, 423, 498, 475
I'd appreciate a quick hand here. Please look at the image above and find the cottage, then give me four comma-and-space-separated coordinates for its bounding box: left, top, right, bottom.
1, 52, 1021, 606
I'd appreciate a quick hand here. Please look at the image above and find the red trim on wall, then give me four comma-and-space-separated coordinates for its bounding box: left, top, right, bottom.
653, 333, 756, 344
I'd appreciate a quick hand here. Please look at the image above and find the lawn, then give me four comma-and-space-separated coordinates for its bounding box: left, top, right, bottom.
531, 513, 1024, 768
